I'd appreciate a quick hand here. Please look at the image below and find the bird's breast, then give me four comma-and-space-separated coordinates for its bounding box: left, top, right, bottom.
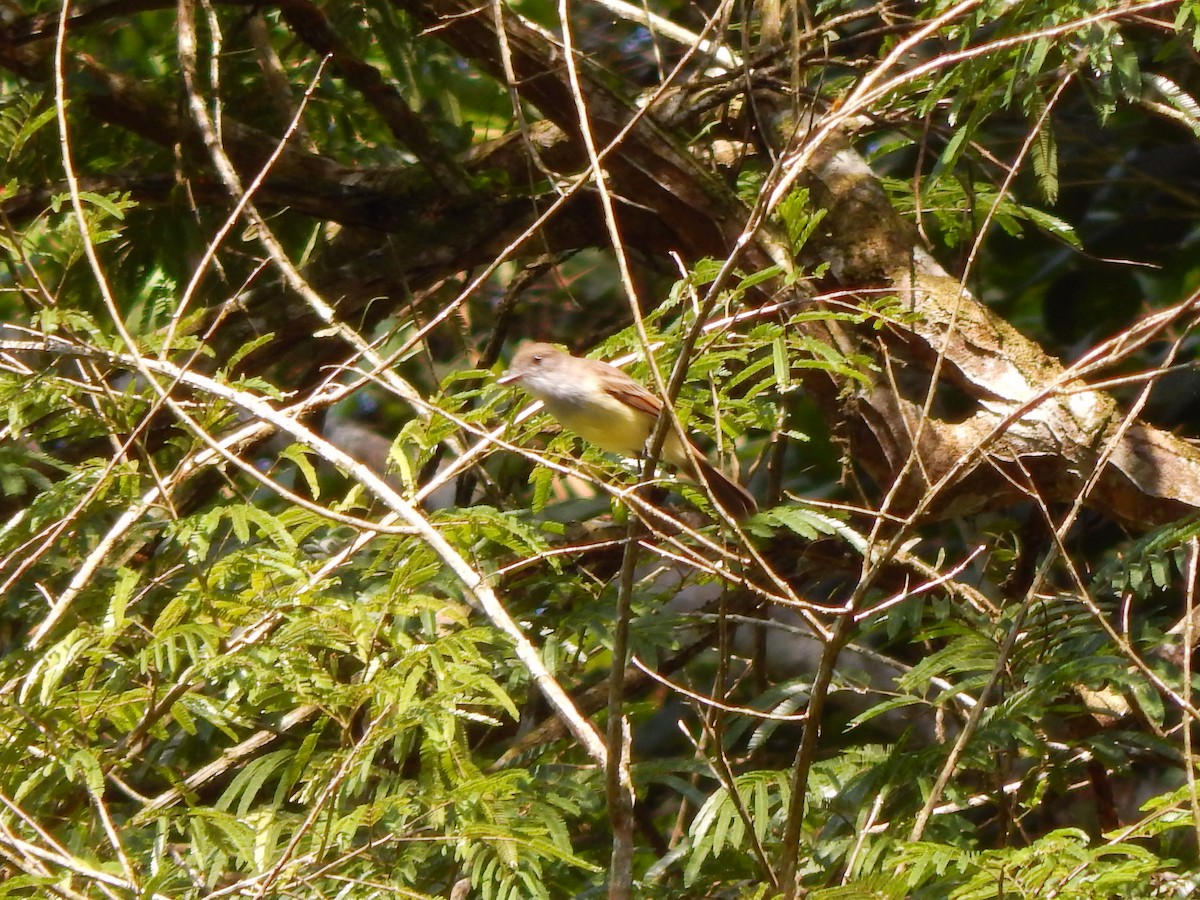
543, 387, 652, 457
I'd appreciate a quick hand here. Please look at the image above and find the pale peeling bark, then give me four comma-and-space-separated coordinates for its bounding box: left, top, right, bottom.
804, 139, 1200, 528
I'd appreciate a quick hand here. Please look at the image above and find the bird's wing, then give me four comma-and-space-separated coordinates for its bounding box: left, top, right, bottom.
606, 380, 663, 418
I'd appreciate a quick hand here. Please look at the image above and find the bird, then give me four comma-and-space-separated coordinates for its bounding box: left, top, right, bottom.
498, 342, 756, 520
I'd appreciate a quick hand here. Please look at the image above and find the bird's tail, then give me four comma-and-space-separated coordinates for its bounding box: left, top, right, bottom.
692, 455, 757, 521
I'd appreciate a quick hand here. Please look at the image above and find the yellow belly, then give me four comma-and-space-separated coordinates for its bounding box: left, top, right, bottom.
546, 392, 690, 470
548, 390, 652, 456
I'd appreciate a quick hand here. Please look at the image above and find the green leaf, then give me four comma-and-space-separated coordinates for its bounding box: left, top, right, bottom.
280, 443, 321, 498
76, 190, 132, 220
1027, 90, 1059, 204
8, 103, 56, 161
773, 336, 790, 393
223, 332, 276, 372
753, 506, 853, 544
65, 749, 105, 794
103, 566, 137, 635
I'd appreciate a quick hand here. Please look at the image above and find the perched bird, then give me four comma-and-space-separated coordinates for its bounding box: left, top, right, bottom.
499, 342, 756, 520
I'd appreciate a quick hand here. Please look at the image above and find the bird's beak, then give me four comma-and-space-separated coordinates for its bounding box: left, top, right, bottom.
497, 370, 521, 385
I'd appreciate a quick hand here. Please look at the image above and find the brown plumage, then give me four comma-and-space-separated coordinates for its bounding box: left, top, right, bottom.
500, 343, 756, 520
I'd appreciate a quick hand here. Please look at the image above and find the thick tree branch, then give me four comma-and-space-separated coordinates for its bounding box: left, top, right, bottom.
800, 135, 1200, 528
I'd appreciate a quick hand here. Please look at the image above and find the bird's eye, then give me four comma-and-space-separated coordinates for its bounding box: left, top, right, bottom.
531, 355, 543, 365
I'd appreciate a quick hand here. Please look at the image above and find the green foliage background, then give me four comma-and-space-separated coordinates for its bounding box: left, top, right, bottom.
1, 1, 1200, 897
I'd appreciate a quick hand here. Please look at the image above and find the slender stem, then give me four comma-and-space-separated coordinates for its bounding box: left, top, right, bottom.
779, 617, 852, 895
606, 514, 641, 899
